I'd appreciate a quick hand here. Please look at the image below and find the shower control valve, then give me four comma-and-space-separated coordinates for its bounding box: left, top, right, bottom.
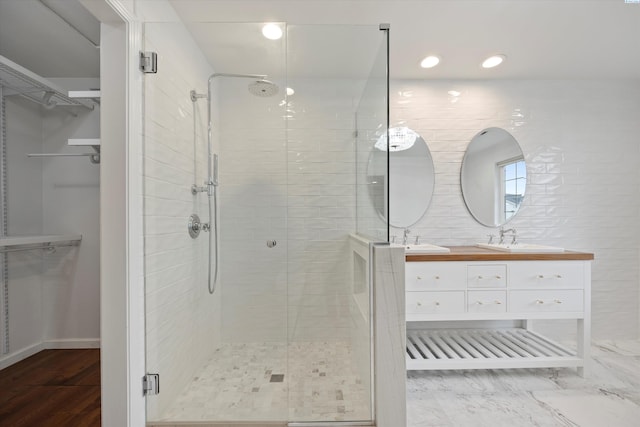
188, 213, 210, 239
191, 184, 207, 195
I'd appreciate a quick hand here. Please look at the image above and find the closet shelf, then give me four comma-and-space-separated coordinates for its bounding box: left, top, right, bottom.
68, 139, 100, 146
0, 54, 93, 109
68, 90, 100, 105
0, 234, 82, 254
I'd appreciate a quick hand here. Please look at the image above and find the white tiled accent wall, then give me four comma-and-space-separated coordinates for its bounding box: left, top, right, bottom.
142, 22, 217, 419
286, 79, 360, 344
217, 78, 362, 344
391, 79, 640, 340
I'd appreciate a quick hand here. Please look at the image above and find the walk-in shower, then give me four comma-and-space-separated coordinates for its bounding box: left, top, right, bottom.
189, 73, 279, 295
187, 73, 278, 294
143, 22, 389, 425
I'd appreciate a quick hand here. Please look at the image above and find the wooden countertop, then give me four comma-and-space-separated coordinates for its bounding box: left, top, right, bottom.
406, 246, 594, 262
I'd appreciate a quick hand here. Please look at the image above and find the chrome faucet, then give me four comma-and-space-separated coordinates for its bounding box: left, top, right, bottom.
499, 227, 517, 244
403, 228, 411, 245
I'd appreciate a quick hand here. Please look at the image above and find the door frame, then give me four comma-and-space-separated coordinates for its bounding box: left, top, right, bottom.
82, 0, 145, 425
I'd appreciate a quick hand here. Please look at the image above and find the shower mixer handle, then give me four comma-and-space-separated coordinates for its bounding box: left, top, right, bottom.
191, 183, 208, 195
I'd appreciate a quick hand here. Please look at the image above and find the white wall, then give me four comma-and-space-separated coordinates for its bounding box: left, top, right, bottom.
217, 77, 363, 344
2, 80, 100, 366
43, 78, 100, 344
391, 79, 640, 340
142, 20, 218, 420
5, 97, 44, 355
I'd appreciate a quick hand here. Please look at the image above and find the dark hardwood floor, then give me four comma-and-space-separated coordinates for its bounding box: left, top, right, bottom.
0, 349, 100, 426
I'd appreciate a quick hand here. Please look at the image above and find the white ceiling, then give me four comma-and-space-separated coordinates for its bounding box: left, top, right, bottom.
170, 0, 640, 80
0, 0, 100, 78
0, 0, 638, 80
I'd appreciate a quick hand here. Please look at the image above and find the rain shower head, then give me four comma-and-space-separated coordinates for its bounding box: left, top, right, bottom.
248, 79, 279, 97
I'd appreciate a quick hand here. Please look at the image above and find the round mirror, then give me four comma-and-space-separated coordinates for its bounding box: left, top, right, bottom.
461, 127, 526, 227
368, 127, 435, 228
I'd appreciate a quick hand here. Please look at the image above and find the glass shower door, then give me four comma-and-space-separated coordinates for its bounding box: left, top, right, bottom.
285, 24, 388, 423
142, 20, 388, 426
142, 21, 289, 423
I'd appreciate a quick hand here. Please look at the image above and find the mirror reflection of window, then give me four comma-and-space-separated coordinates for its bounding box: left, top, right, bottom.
367, 128, 435, 228
498, 158, 526, 223
461, 127, 527, 227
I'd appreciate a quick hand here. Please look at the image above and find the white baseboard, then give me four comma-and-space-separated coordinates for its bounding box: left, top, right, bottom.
0, 338, 100, 370
0, 342, 45, 370
44, 338, 101, 349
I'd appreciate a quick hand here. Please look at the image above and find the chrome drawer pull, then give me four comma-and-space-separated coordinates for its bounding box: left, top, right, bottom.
434, 301, 440, 306
536, 299, 545, 304
435, 276, 440, 279
554, 299, 563, 304
556, 274, 562, 278
478, 275, 483, 279
417, 276, 422, 280
417, 302, 422, 306
495, 275, 502, 279
537, 275, 544, 279
475, 300, 502, 305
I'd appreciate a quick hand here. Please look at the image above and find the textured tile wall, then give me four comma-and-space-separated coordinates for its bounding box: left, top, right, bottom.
391, 79, 640, 340
218, 78, 362, 343
142, 23, 217, 420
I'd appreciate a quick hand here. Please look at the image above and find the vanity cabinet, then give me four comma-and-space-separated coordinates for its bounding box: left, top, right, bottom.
405, 247, 593, 376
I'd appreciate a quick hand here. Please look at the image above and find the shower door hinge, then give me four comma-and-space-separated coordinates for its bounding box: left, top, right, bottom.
139, 51, 158, 74
142, 373, 160, 396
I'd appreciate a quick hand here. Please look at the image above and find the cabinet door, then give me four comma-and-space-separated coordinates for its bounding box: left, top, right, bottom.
467, 265, 507, 288
467, 290, 507, 313
509, 290, 584, 313
406, 262, 466, 291
509, 261, 584, 289
406, 291, 465, 315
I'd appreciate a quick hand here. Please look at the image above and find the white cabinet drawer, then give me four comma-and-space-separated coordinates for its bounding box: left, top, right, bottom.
467, 290, 507, 313
509, 290, 584, 313
467, 265, 507, 288
509, 261, 584, 289
406, 262, 466, 291
406, 291, 465, 315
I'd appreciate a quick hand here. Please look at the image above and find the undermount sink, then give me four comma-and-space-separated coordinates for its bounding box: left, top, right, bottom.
476, 243, 564, 253
403, 243, 451, 254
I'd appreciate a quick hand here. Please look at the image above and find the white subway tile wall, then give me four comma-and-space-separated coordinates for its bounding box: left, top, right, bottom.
391, 80, 640, 340
218, 78, 363, 344
143, 23, 217, 420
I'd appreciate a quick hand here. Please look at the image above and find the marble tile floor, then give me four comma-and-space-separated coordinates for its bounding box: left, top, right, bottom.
407, 340, 640, 427
158, 341, 370, 423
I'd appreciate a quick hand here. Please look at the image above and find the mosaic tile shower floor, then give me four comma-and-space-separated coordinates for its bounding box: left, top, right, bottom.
159, 342, 371, 422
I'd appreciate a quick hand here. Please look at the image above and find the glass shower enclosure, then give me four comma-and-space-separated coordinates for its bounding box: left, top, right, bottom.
142, 21, 389, 425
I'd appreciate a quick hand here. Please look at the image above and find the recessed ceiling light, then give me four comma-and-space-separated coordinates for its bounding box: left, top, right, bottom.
262, 23, 283, 40
420, 55, 440, 69
482, 54, 506, 69
447, 90, 461, 97
286, 87, 295, 96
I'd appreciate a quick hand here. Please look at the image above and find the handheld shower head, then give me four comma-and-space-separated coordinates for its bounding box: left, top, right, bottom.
248, 79, 279, 97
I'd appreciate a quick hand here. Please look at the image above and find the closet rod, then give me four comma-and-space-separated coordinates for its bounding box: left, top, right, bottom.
27, 153, 96, 157
27, 152, 100, 164
0, 242, 79, 254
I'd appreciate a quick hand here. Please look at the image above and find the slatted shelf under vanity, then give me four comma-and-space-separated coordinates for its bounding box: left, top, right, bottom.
406, 328, 582, 370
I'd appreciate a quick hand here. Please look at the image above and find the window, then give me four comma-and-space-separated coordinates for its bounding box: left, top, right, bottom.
498, 157, 526, 222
